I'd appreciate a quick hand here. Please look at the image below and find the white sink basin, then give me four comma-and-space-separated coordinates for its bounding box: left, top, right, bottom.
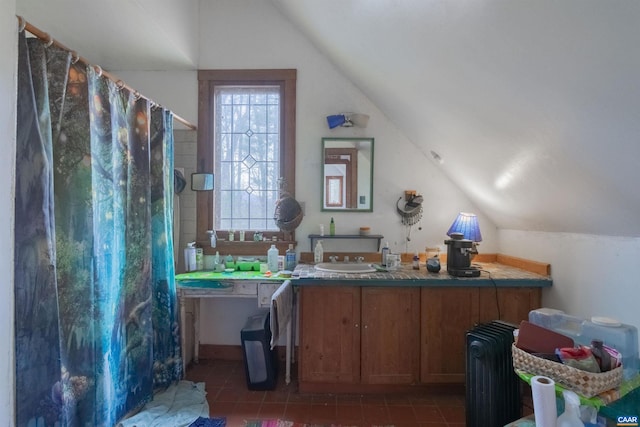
314, 262, 377, 274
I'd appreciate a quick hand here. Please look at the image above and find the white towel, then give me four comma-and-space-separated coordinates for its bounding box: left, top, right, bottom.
116, 380, 209, 427
270, 279, 293, 349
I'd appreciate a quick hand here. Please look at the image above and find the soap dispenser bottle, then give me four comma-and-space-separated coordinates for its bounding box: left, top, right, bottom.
556, 390, 584, 427
314, 240, 324, 264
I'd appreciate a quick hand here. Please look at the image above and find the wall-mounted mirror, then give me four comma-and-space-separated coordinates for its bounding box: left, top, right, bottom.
191, 173, 214, 191
322, 137, 374, 212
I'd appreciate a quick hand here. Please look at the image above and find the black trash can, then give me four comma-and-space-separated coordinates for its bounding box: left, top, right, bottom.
240, 311, 278, 390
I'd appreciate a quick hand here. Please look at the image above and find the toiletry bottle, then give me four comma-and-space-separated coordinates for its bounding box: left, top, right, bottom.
319, 224, 325, 236
556, 390, 584, 427
213, 251, 220, 269
314, 240, 324, 264
267, 244, 279, 272
184, 242, 196, 272
381, 241, 390, 267
207, 230, 217, 248
228, 230, 235, 241
285, 243, 296, 271
412, 252, 420, 270
195, 247, 204, 271
330, 217, 335, 236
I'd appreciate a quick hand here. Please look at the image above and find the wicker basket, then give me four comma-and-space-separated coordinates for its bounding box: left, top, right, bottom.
512, 344, 623, 398
273, 195, 303, 232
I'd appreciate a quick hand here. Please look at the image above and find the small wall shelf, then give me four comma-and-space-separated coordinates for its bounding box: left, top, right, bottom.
308, 234, 384, 251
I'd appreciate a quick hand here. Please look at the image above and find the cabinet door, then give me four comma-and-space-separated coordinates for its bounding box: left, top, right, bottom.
299, 286, 361, 383
478, 287, 541, 325
420, 287, 479, 383
361, 287, 420, 384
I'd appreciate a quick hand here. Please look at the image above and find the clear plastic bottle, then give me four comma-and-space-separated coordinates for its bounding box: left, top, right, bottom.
381, 241, 390, 267
285, 244, 296, 271
267, 244, 279, 272
556, 390, 584, 427
314, 240, 324, 264
412, 252, 420, 270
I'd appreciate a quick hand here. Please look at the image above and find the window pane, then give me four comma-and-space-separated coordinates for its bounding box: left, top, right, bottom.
266, 134, 279, 162
214, 85, 280, 231
267, 105, 279, 133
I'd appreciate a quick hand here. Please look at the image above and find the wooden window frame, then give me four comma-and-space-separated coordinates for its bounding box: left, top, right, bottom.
197, 69, 297, 254
325, 175, 344, 207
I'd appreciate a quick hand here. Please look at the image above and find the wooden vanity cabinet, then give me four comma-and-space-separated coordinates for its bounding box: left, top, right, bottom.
299, 286, 420, 389
361, 287, 420, 384
478, 287, 541, 324
300, 285, 541, 389
299, 286, 361, 384
420, 287, 479, 384
420, 286, 542, 384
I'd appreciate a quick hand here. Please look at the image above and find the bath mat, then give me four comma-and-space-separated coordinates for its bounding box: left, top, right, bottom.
244, 421, 393, 427
190, 417, 226, 427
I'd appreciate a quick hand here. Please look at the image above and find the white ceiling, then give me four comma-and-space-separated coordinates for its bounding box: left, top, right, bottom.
15, 0, 640, 237
17, 0, 199, 70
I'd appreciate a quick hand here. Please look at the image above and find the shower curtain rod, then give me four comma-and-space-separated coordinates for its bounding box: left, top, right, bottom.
17, 16, 197, 131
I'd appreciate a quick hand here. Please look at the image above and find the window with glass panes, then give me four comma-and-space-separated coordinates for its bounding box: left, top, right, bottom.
196, 69, 296, 251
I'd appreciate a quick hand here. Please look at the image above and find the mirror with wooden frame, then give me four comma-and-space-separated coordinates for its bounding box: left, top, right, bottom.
322, 137, 374, 212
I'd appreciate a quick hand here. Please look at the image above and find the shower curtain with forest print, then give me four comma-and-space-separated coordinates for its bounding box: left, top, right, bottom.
15, 31, 182, 426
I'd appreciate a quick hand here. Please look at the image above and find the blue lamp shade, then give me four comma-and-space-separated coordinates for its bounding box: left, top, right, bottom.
327, 114, 347, 129
447, 212, 482, 242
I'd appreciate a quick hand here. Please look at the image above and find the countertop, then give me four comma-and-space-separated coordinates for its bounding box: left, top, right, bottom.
175, 260, 552, 288
292, 261, 552, 288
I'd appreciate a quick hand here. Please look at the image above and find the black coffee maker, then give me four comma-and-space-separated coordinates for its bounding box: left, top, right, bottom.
444, 232, 480, 277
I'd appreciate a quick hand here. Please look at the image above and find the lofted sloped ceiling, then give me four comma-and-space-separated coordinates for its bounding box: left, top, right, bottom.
272, 0, 640, 237
14, 0, 640, 237
16, 0, 199, 70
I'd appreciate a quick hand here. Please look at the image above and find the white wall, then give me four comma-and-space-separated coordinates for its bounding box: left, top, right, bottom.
108, 70, 198, 130
197, 0, 497, 255
196, 0, 497, 345
1, 0, 17, 423
499, 230, 640, 342
115, 0, 496, 346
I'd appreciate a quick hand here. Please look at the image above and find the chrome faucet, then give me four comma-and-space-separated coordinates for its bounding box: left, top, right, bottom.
343, 255, 350, 263
355, 256, 364, 263
329, 255, 338, 263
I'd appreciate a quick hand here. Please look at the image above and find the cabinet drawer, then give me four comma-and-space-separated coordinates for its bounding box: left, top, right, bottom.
258, 282, 283, 307
234, 281, 258, 295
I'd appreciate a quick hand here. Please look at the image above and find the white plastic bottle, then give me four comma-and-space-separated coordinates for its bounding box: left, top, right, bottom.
381, 241, 390, 267
184, 242, 196, 272
556, 390, 584, 427
267, 244, 279, 272
314, 240, 324, 264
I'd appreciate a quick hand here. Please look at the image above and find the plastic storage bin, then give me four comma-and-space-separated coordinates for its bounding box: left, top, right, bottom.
529, 308, 639, 380
528, 308, 583, 342
240, 312, 278, 390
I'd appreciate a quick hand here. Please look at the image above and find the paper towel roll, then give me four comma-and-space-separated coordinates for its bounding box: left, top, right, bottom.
532, 375, 557, 427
